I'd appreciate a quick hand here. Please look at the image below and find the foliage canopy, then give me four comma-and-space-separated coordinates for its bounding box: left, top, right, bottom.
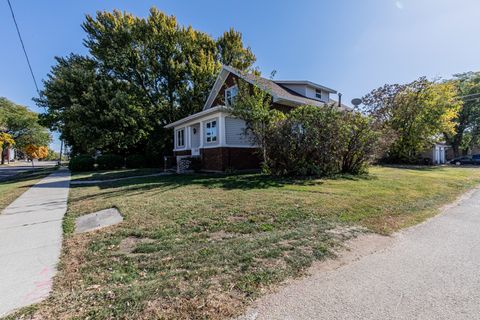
38, 8, 256, 156
361, 78, 461, 163
0, 97, 51, 164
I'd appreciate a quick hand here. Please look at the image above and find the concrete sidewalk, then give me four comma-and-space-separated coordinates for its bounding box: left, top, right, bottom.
0, 169, 71, 317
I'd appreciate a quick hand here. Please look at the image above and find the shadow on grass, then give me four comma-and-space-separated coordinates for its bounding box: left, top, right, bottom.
381, 164, 480, 171
69, 171, 374, 203
73, 168, 164, 182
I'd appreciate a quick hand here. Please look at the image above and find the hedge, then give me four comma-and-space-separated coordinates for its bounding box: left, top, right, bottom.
69, 155, 95, 172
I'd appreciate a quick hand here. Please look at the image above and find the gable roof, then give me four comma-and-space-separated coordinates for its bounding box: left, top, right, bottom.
203, 65, 347, 110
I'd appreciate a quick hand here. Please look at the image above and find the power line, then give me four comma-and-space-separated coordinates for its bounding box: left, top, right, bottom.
7, 0, 40, 95
460, 93, 480, 102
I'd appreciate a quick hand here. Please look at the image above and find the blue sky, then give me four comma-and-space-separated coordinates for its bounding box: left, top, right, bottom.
1, 0, 480, 151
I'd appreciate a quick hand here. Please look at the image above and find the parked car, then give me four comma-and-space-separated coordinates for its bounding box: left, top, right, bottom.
450, 154, 480, 165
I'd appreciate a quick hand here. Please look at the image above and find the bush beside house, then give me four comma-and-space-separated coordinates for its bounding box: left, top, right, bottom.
69, 153, 163, 172
96, 154, 124, 170
126, 154, 147, 168
266, 106, 379, 176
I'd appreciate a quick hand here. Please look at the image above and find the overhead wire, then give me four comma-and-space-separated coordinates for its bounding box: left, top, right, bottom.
7, 0, 40, 95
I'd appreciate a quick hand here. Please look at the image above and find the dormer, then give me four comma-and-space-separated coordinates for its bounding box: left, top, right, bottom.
274, 81, 337, 103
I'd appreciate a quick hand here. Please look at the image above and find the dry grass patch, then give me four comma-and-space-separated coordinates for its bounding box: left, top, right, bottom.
7, 166, 480, 319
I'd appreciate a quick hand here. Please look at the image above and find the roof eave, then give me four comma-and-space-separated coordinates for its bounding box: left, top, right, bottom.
164, 106, 227, 129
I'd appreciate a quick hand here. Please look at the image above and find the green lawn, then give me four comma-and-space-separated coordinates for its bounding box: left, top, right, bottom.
10, 166, 480, 320
0, 168, 57, 213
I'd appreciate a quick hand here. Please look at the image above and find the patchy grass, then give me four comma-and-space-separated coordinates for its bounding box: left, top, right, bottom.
11, 166, 480, 319
0, 167, 57, 213
72, 168, 164, 182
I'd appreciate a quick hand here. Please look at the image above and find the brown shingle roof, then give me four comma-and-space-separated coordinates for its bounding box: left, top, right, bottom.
226, 66, 349, 110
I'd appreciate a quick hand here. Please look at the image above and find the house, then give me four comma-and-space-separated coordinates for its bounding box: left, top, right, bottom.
420, 143, 450, 164
164, 65, 345, 172
1, 146, 15, 164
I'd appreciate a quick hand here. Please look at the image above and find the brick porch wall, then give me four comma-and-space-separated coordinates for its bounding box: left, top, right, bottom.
200, 147, 261, 172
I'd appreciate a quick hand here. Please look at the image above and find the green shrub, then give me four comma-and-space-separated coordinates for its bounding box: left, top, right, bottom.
96, 154, 124, 170
266, 105, 379, 176
126, 154, 147, 168
68, 155, 95, 172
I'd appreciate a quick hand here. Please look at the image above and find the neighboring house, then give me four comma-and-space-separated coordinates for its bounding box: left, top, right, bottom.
1, 146, 15, 163
420, 143, 450, 164
164, 65, 345, 172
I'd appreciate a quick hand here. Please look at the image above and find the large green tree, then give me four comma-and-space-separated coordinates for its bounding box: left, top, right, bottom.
0, 97, 51, 164
361, 78, 461, 163
38, 8, 256, 158
37, 55, 150, 155
444, 72, 480, 157
216, 28, 256, 71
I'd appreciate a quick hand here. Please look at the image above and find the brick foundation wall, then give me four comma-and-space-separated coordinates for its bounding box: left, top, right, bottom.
200, 147, 261, 172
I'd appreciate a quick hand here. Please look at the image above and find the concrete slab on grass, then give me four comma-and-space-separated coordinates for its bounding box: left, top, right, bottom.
75, 208, 123, 233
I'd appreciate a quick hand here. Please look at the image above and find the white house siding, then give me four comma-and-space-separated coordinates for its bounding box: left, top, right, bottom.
8, 148, 15, 161
434, 145, 447, 164
280, 84, 329, 103
280, 84, 307, 97
305, 86, 316, 100
225, 117, 253, 146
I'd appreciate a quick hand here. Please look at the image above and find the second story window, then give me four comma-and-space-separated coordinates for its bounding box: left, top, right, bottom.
225, 86, 238, 106
315, 89, 322, 100
205, 120, 217, 143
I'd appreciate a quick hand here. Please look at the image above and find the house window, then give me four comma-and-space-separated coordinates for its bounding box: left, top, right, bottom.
315, 89, 322, 100
225, 86, 238, 106
176, 129, 185, 147
292, 123, 305, 135
205, 120, 217, 143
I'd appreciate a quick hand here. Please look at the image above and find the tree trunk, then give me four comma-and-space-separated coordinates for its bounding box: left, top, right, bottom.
452, 144, 460, 158
261, 124, 268, 170
451, 124, 465, 158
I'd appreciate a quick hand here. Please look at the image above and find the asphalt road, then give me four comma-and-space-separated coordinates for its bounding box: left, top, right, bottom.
240, 188, 480, 320
0, 169, 71, 317
0, 161, 57, 181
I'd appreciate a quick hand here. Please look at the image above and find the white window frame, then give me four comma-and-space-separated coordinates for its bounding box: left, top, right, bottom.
315, 89, 322, 100
225, 85, 238, 106
205, 119, 218, 143
176, 128, 185, 148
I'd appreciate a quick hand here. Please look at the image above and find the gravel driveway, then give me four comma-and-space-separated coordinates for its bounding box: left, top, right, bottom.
240, 187, 480, 320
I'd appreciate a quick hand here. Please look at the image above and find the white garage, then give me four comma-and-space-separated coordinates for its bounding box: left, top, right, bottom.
432, 143, 448, 164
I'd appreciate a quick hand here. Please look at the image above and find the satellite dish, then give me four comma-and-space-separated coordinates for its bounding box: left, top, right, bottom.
351, 98, 362, 107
